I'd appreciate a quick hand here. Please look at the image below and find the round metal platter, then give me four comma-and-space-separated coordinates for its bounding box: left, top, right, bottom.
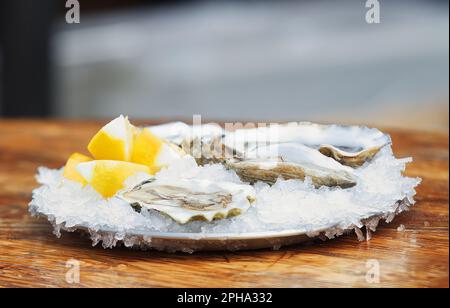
84, 227, 317, 252
34, 198, 409, 253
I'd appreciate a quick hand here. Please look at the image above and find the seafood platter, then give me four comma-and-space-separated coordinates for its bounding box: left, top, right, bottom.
29, 116, 420, 252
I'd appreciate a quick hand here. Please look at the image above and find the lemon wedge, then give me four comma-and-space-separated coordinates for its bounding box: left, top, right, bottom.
76, 160, 150, 198
131, 128, 183, 174
87, 116, 183, 173
87, 115, 134, 161
63, 152, 93, 185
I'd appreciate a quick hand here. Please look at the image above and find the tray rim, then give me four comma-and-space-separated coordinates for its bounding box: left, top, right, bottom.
31, 197, 410, 252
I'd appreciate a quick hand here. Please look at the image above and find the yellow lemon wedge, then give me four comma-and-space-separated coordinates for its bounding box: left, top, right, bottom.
87, 115, 135, 161
76, 160, 150, 198
131, 128, 184, 174
63, 152, 93, 185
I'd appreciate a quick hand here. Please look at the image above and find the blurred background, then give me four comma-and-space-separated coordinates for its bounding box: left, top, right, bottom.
0, 0, 448, 131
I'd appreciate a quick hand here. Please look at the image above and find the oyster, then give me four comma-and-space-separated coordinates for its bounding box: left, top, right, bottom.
148, 122, 390, 168
224, 123, 391, 167
120, 178, 256, 224
147, 122, 386, 186
148, 122, 224, 147
226, 143, 357, 188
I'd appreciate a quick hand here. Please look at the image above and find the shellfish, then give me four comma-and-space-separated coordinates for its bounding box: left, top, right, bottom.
147, 122, 389, 187
149, 122, 390, 168
226, 143, 357, 188
224, 123, 391, 167
120, 178, 256, 224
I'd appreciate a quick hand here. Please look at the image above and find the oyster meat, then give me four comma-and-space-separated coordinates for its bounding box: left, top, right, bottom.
120, 178, 256, 224
226, 143, 357, 188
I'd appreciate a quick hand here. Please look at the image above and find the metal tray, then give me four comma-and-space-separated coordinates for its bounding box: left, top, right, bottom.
33, 198, 409, 253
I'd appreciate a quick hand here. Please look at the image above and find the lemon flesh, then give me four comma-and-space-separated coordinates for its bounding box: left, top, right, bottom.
87, 115, 134, 161
87, 116, 183, 172
131, 128, 183, 174
63, 152, 93, 185
76, 160, 150, 198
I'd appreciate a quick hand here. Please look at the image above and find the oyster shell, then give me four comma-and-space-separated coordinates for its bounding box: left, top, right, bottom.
147, 122, 386, 186
120, 178, 256, 224
148, 122, 224, 147
226, 143, 357, 188
224, 123, 391, 167
148, 122, 390, 168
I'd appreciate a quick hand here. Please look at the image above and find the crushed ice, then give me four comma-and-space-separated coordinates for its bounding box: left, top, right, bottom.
29, 147, 421, 249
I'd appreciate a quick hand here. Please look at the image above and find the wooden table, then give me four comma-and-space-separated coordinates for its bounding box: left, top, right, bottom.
0, 120, 448, 288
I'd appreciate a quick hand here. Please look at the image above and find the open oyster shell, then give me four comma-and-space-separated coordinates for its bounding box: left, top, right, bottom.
119, 178, 256, 224
226, 143, 357, 188
223, 123, 391, 167
148, 122, 388, 187
150, 122, 391, 168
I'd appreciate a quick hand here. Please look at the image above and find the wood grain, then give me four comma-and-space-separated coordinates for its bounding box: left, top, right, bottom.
0, 119, 448, 288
